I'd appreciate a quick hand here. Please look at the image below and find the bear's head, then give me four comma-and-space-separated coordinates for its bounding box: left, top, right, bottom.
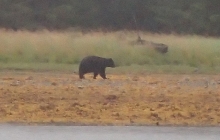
106, 58, 115, 68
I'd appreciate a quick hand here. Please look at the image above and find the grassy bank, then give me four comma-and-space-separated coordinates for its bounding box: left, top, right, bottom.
0, 29, 220, 73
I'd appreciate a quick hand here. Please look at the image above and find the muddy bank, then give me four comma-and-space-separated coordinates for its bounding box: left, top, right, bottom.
0, 71, 220, 126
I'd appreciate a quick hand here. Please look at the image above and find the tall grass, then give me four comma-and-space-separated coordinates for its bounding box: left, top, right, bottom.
0, 29, 220, 73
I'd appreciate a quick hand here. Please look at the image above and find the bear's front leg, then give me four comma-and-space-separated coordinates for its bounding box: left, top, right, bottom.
99, 68, 107, 79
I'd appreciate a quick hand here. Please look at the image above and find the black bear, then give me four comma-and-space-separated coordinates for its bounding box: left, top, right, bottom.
79, 56, 115, 79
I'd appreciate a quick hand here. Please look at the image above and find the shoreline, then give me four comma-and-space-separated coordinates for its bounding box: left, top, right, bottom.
1, 122, 220, 127
0, 71, 220, 126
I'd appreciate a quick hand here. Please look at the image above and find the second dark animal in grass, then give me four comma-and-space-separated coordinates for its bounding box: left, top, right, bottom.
79, 56, 115, 79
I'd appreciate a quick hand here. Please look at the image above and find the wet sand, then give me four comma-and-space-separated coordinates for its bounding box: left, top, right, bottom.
0, 71, 220, 126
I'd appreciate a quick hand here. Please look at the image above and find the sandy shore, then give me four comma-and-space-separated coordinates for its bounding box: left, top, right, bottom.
0, 71, 220, 126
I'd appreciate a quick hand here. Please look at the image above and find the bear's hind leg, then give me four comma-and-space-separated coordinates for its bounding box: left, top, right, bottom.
79, 72, 85, 79
93, 72, 98, 79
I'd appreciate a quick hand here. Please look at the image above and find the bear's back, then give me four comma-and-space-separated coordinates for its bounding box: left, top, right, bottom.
79, 56, 105, 72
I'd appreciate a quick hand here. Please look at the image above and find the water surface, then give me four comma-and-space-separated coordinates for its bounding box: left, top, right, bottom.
0, 125, 219, 140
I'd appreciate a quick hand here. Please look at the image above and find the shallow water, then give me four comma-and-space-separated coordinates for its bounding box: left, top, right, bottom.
0, 125, 219, 140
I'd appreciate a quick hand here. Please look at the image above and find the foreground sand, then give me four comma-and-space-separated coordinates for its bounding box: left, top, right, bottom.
0, 71, 220, 126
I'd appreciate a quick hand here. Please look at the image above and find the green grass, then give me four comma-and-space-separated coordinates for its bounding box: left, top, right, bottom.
0, 29, 220, 74
0, 62, 77, 72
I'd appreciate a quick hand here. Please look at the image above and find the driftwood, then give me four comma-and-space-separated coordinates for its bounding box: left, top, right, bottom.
148, 42, 168, 54
133, 36, 168, 54
131, 14, 168, 54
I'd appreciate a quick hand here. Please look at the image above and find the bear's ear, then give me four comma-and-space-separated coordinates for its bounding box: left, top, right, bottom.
109, 58, 114, 63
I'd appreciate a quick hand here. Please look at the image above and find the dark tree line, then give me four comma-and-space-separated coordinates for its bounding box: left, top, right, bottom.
0, 0, 220, 35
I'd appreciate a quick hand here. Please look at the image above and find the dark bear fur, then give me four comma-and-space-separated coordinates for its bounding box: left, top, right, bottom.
79, 56, 115, 79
